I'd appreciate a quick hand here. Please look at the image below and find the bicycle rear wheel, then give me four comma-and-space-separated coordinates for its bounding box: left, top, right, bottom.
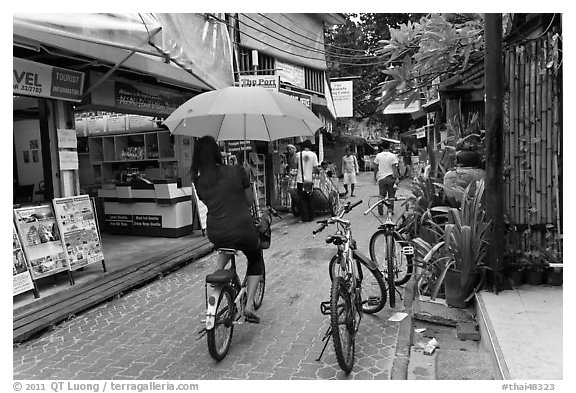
253, 263, 265, 310
386, 237, 396, 308
207, 286, 235, 361
330, 276, 355, 373
369, 230, 413, 285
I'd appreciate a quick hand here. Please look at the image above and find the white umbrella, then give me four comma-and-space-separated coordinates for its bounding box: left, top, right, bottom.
163, 86, 324, 141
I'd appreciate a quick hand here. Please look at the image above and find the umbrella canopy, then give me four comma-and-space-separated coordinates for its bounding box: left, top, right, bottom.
163, 86, 324, 141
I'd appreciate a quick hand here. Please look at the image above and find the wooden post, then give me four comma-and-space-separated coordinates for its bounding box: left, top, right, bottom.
484, 14, 505, 291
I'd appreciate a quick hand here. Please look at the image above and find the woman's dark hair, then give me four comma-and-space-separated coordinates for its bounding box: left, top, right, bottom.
191, 135, 223, 189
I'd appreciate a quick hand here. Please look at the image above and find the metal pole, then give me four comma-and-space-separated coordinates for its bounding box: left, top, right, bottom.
484, 13, 505, 291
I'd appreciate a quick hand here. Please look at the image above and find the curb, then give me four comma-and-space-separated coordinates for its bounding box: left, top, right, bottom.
390, 275, 416, 379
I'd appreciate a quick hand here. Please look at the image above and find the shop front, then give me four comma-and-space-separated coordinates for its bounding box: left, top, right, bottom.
13, 13, 233, 302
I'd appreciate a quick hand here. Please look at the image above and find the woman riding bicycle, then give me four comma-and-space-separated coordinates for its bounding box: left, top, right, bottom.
191, 136, 263, 324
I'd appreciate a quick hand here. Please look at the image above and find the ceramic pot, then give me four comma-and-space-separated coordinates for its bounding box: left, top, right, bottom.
509, 270, 524, 287
445, 268, 480, 309
546, 268, 563, 286
526, 270, 544, 285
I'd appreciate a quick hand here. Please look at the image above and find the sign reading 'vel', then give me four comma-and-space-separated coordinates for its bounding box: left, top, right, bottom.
13, 57, 85, 102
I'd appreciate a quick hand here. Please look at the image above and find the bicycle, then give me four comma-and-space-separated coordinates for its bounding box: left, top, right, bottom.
313, 200, 387, 373
364, 197, 414, 308
199, 207, 278, 361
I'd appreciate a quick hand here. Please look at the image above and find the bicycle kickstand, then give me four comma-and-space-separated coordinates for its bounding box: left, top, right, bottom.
394, 285, 404, 301
316, 325, 333, 362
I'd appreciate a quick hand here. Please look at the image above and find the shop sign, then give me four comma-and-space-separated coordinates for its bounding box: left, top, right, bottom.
53, 195, 104, 271
276, 59, 305, 88
383, 98, 422, 115
279, 89, 311, 108
13, 205, 69, 280
238, 75, 280, 91
225, 140, 253, 153
13, 225, 34, 296
13, 57, 85, 102
105, 214, 162, 229
330, 81, 353, 118
416, 130, 426, 139
57, 129, 77, 149
115, 81, 190, 115
59, 150, 79, 170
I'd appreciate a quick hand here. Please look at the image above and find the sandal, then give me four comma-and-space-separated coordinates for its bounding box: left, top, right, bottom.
244, 310, 261, 324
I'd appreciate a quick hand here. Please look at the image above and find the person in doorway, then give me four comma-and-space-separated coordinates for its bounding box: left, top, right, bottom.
341, 146, 359, 197
296, 139, 319, 222
373, 140, 401, 215
191, 136, 263, 324
285, 144, 298, 175
402, 146, 413, 179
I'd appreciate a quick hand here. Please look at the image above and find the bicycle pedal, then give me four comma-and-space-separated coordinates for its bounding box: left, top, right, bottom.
367, 296, 380, 305
320, 301, 331, 315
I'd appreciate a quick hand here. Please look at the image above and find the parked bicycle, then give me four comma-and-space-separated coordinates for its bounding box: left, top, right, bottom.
313, 200, 387, 373
364, 197, 414, 308
199, 207, 279, 361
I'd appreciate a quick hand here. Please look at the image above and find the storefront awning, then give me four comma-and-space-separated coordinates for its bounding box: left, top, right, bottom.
13, 13, 235, 92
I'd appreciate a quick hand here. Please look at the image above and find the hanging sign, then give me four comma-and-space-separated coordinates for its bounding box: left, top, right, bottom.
52, 195, 104, 271
330, 81, 353, 118
279, 89, 311, 108
238, 75, 280, 91
13, 205, 69, 279
13, 57, 85, 102
13, 224, 34, 296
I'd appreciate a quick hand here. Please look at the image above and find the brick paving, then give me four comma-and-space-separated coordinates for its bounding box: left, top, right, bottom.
13, 173, 410, 380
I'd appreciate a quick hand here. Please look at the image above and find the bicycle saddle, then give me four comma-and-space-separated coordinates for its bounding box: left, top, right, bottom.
326, 234, 348, 245
205, 269, 236, 284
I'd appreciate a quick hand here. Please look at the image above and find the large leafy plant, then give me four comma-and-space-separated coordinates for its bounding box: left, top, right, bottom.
412, 179, 491, 300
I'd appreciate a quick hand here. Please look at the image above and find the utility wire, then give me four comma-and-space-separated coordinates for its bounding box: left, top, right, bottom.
240, 13, 378, 60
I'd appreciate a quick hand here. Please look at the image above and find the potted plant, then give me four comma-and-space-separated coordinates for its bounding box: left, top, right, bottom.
412, 179, 491, 308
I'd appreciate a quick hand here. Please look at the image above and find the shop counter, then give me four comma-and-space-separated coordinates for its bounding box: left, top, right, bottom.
98, 180, 193, 237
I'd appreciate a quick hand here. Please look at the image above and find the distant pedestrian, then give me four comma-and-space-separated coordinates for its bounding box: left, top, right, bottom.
402, 147, 413, 179
341, 146, 359, 197
296, 140, 319, 222
373, 140, 400, 215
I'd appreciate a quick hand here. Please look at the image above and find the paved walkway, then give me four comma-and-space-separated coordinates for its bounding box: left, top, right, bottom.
13, 172, 412, 380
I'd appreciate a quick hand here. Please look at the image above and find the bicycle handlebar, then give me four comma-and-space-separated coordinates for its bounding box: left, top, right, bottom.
312, 199, 363, 236
363, 196, 407, 215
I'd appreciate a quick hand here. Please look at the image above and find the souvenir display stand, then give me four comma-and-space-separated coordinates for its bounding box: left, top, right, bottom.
13, 204, 73, 287
52, 195, 106, 279
13, 224, 38, 298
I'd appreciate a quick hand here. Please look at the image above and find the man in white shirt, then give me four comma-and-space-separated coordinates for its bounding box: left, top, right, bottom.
341, 146, 359, 197
296, 139, 319, 222
373, 140, 400, 215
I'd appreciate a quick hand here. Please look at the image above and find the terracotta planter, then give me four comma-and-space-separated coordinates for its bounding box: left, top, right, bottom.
526, 270, 544, 285
444, 268, 480, 309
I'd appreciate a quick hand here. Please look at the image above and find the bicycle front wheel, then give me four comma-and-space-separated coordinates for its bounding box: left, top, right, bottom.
254, 263, 265, 310
207, 286, 235, 361
369, 230, 413, 285
330, 276, 355, 373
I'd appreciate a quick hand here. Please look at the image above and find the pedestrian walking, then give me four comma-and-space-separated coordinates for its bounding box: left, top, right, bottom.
341, 146, 359, 197
373, 140, 400, 215
296, 139, 319, 222
191, 135, 263, 323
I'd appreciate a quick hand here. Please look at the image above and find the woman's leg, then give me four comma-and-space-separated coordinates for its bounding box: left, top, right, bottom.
243, 248, 264, 316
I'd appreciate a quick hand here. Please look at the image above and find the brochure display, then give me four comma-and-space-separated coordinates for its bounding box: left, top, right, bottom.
52, 195, 105, 271
13, 205, 69, 280
13, 225, 37, 297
